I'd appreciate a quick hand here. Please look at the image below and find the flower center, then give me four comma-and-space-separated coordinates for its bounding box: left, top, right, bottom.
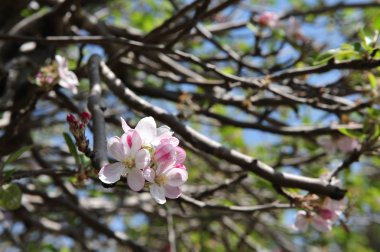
155, 175, 167, 186
123, 158, 135, 169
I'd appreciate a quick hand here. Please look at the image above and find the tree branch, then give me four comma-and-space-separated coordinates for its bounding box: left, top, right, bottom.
87, 54, 107, 169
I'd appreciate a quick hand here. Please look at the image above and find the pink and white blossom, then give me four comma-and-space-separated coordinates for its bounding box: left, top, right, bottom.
55, 55, 79, 94
121, 117, 173, 147
154, 137, 186, 167
99, 131, 150, 191
294, 197, 346, 233
294, 210, 332, 232
320, 197, 346, 222
99, 116, 188, 203
257, 11, 279, 28
144, 139, 188, 204
144, 162, 188, 204
294, 176, 346, 233
336, 136, 360, 153
318, 136, 360, 154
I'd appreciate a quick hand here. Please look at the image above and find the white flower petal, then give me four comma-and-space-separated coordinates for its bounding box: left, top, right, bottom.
150, 184, 166, 204
130, 130, 142, 156
164, 185, 181, 199
127, 169, 145, 191
143, 167, 155, 183
120, 117, 131, 132
107, 136, 121, 148
157, 125, 171, 136
175, 147, 186, 164
55, 55, 79, 94
135, 117, 156, 145
99, 162, 124, 184
294, 211, 309, 232
107, 137, 125, 161
55, 55, 66, 68
312, 215, 332, 232
135, 149, 150, 170
165, 168, 188, 187
152, 126, 173, 146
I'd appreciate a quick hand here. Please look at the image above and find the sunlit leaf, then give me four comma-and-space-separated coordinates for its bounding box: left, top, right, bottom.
368, 73, 377, 89
338, 128, 363, 139
3, 145, 32, 167
63, 132, 80, 165
0, 183, 22, 210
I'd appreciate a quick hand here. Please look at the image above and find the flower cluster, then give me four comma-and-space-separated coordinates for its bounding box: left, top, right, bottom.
293, 177, 346, 232
35, 55, 79, 94
67, 112, 92, 153
99, 117, 188, 204
318, 135, 360, 154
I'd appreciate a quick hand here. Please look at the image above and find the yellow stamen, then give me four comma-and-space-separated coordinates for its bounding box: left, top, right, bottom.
155, 175, 167, 186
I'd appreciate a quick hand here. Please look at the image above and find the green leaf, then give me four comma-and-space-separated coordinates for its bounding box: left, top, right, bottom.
374, 15, 380, 31
371, 124, 380, 140
340, 43, 354, 50
359, 29, 373, 51
246, 23, 258, 33
3, 168, 16, 182
63, 132, 80, 165
3, 145, 32, 167
353, 42, 362, 52
313, 50, 336, 65
0, 183, 22, 210
338, 128, 363, 139
367, 107, 380, 118
368, 73, 377, 89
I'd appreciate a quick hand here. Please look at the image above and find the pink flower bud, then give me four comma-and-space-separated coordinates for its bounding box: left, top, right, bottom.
257, 11, 279, 27
67, 114, 77, 124
80, 111, 91, 124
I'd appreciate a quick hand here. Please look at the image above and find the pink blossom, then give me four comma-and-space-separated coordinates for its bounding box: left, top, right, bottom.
257, 11, 279, 27
294, 210, 332, 232
294, 176, 346, 232
154, 137, 185, 167
336, 136, 360, 153
99, 116, 188, 203
318, 136, 360, 154
318, 175, 346, 222
121, 117, 173, 147
98, 131, 150, 191
320, 197, 346, 222
144, 163, 188, 204
144, 141, 188, 204
55, 55, 79, 94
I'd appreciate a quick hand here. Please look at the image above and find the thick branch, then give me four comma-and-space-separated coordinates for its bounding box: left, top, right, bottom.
87, 54, 107, 169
